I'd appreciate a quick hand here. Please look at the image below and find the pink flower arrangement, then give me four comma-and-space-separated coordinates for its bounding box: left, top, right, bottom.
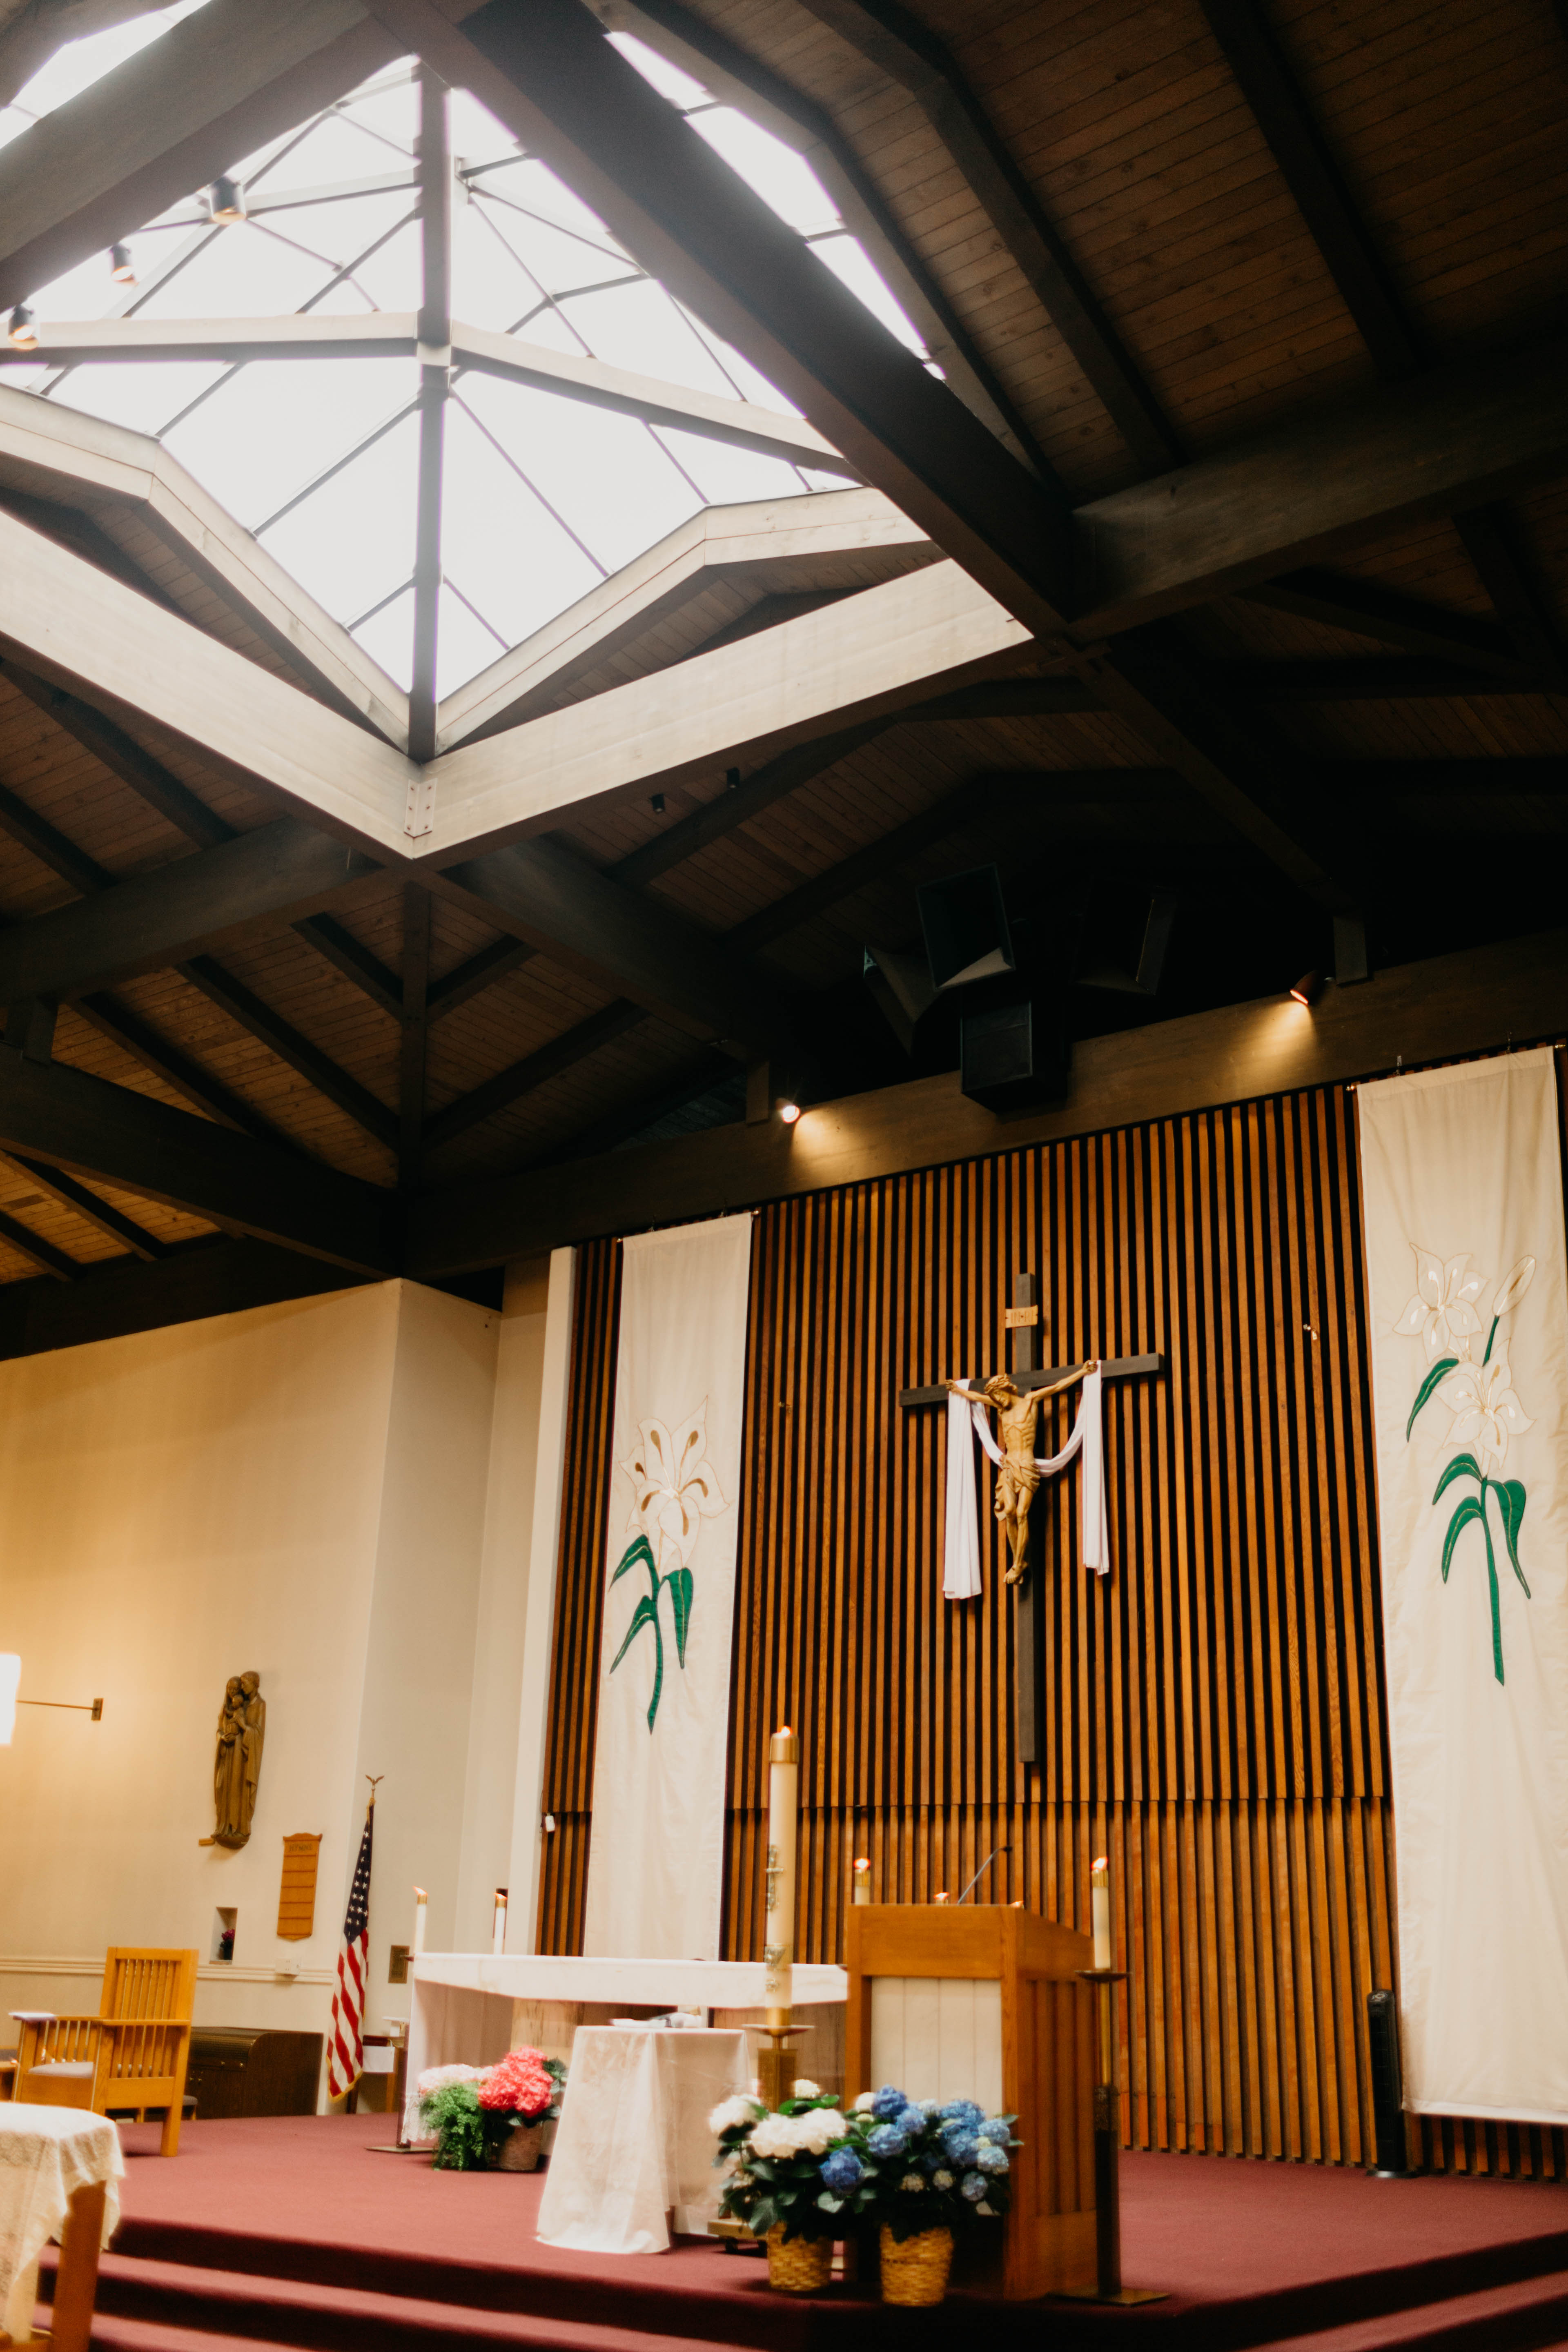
478, 2045, 561, 2122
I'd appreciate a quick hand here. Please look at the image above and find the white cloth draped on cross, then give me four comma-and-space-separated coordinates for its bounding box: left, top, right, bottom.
943, 1366, 1108, 1599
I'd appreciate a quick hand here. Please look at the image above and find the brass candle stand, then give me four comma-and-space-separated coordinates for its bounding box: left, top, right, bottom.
1058, 1969, 1165, 2306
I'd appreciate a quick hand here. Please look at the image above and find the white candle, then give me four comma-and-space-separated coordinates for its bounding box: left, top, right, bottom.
492, 1890, 507, 1957
763, 1727, 798, 2027
1091, 1855, 1111, 1970
412, 1887, 427, 1956
852, 1857, 871, 1906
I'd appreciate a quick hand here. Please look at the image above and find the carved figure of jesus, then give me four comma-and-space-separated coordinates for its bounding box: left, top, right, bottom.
945, 1363, 1098, 1586
211, 1671, 265, 1847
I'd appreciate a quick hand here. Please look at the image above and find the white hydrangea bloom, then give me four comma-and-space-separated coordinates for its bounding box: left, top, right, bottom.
789, 2105, 849, 2155
709, 2094, 762, 2136
900, 2172, 927, 2192
748, 2113, 804, 2159
791, 2078, 821, 2098
853, 2091, 878, 2111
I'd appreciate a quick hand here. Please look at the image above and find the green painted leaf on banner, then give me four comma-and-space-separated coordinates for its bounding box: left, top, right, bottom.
610, 1591, 660, 1672
1407, 1356, 1458, 1440
1490, 1478, 1531, 1597
1441, 1493, 1484, 1584
1432, 1452, 1481, 1504
664, 1565, 694, 1666
611, 1532, 656, 1586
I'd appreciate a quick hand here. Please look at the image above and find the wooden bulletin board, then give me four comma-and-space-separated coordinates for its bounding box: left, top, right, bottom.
277, 1833, 322, 1940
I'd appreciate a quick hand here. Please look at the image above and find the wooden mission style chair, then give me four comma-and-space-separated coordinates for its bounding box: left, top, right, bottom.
13, 1948, 198, 2155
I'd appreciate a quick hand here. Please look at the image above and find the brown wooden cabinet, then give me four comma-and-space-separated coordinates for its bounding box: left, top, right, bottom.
185, 2029, 323, 2119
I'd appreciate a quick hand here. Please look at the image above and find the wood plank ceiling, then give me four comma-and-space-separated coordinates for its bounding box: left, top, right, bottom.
0, 0, 1562, 1307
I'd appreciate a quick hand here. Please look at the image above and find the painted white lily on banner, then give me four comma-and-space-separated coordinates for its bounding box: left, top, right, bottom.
622, 1404, 727, 1566
1392, 1250, 1488, 1362
1438, 1356, 1533, 1468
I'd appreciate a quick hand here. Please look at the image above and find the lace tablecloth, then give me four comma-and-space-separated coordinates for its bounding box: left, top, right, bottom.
535, 2027, 748, 2256
0, 2104, 122, 2341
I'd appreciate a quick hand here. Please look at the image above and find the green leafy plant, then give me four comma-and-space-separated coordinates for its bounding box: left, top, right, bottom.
420, 2079, 488, 2171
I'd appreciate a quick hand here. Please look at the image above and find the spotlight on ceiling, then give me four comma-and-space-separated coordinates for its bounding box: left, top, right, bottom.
1290, 969, 1324, 1007
779, 1099, 802, 1125
207, 176, 245, 225
109, 241, 136, 285
7, 304, 36, 351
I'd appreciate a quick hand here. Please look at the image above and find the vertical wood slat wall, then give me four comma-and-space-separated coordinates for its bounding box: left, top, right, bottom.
536, 1074, 1566, 2180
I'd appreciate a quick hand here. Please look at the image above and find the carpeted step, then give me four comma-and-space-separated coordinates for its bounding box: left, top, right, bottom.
1262, 2266, 1568, 2352
38, 2254, 763, 2352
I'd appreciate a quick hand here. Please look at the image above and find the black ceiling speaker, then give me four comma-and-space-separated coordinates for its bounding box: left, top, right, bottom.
961, 992, 1071, 1114
863, 944, 938, 1054
1079, 890, 1178, 996
917, 864, 1016, 991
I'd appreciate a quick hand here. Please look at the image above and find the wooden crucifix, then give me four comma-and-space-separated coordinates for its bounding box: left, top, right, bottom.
900, 1272, 1163, 1764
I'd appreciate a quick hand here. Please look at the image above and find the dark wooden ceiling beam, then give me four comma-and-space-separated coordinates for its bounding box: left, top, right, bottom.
177, 956, 399, 1153
72, 993, 292, 1147
790, 0, 1179, 474
0, 1198, 80, 1281
423, 998, 647, 1154
0, 1051, 399, 1274
434, 837, 795, 1051
1072, 338, 1568, 637
1243, 572, 1530, 677
599, 0, 1051, 472
366, 0, 1070, 633
6, 1153, 168, 1261
1217, 658, 1542, 702
0, 0, 399, 311
0, 820, 379, 1006
1195, 0, 1568, 688
399, 884, 431, 1185
427, 936, 533, 1023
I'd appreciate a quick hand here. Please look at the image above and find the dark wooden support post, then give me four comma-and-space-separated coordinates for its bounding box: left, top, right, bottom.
409, 62, 450, 766
1010, 1270, 1042, 1768
400, 884, 431, 1188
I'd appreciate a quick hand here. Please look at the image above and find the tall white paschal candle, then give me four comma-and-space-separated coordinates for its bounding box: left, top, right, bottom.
1091, 1855, 1111, 1970
764, 1727, 799, 2028
412, 1888, 427, 1957
492, 1891, 507, 1957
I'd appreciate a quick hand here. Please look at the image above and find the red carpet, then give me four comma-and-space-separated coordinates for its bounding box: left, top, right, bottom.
35, 2113, 1568, 2352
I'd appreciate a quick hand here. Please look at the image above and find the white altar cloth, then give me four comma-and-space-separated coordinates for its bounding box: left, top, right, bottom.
0, 2103, 122, 2342
404, 1953, 847, 2139
535, 2027, 749, 2255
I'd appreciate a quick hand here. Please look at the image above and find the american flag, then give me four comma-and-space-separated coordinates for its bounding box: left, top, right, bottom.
327, 1800, 374, 2101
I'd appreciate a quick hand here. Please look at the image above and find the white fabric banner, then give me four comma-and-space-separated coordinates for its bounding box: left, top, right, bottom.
581, 1215, 753, 1960
942, 1370, 1108, 1599
1358, 1047, 1568, 2124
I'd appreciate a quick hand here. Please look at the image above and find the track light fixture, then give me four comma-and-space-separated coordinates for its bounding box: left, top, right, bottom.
207, 176, 245, 224
1290, 969, 1324, 1007
779, 1099, 802, 1125
109, 242, 136, 285
7, 303, 36, 351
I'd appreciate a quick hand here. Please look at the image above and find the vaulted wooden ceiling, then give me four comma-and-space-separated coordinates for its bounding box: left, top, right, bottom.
0, 0, 1561, 1336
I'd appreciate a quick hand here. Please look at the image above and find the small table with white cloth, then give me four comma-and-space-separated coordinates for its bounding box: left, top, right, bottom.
403, 1953, 848, 2140
0, 2104, 123, 2351
535, 2026, 749, 2256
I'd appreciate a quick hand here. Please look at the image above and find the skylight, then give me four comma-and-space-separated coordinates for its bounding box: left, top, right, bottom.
0, 17, 929, 717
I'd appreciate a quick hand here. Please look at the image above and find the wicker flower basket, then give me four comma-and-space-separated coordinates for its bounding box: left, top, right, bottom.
765, 2226, 833, 2293
878, 2225, 954, 2306
492, 2121, 545, 2172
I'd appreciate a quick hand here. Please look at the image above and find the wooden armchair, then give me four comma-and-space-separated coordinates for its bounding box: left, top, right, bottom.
14, 1948, 198, 2155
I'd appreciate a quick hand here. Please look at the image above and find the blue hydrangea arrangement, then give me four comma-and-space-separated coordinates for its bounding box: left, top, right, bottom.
843, 2089, 1020, 2244
710, 2082, 1020, 2248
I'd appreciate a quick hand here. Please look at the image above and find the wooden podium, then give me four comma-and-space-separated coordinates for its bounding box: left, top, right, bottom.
844, 1907, 1096, 2300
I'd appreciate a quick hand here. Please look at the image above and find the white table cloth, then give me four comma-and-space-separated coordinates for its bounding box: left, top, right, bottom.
402, 1952, 846, 2140
0, 2104, 122, 2343
534, 2027, 748, 2257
